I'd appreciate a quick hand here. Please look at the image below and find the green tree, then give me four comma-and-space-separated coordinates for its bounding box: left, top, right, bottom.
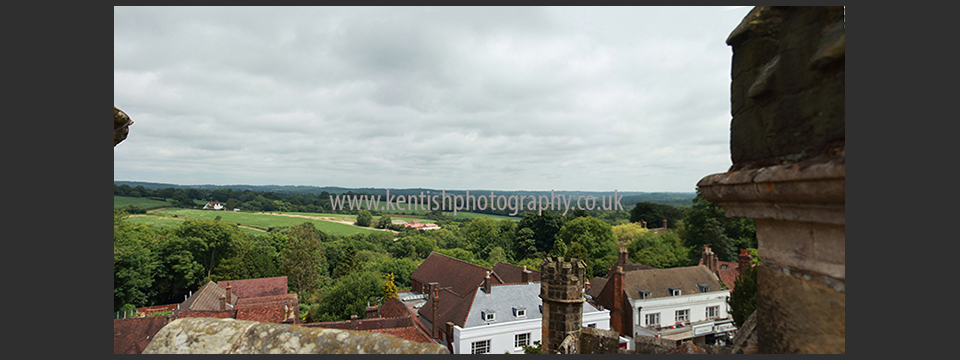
377, 215, 392, 229
333, 243, 360, 278
382, 273, 399, 300
171, 219, 242, 279
114, 222, 160, 311
629, 202, 684, 229
563, 242, 593, 278
356, 210, 373, 227
729, 260, 758, 327
280, 223, 326, 295
312, 271, 384, 322
555, 216, 617, 266
681, 188, 756, 262
514, 227, 538, 260
518, 210, 566, 255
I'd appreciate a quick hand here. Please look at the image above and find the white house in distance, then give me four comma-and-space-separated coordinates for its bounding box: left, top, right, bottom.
202, 201, 224, 210
450, 276, 610, 354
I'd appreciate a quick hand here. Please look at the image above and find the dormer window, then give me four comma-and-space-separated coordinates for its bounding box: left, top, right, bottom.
482, 310, 495, 322
696, 284, 710, 293
668, 287, 681, 296
513, 307, 526, 318
638, 290, 651, 299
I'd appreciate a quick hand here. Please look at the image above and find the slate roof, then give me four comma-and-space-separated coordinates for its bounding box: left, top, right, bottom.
113, 317, 171, 354
180, 281, 239, 311
217, 276, 288, 299
492, 262, 541, 284
411, 252, 504, 297
462, 282, 604, 328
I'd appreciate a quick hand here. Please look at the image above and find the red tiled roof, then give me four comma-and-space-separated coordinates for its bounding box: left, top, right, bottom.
492, 262, 541, 284
235, 294, 299, 323
364, 326, 435, 343
176, 309, 237, 319
136, 303, 178, 315
411, 252, 503, 298
217, 276, 288, 299
717, 269, 740, 292
114, 317, 171, 354
181, 281, 239, 311
418, 287, 476, 329
378, 296, 411, 319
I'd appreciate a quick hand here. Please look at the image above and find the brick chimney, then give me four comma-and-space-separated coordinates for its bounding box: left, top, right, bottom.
701, 245, 719, 272
365, 304, 379, 319
224, 282, 232, 305
429, 282, 441, 340
484, 271, 492, 294
521, 266, 530, 283
350, 315, 358, 331
738, 249, 753, 274
663, 218, 668, 229
641, 220, 646, 228
446, 321, 455, 353
610, 265, 625, 336
219, 294, 226, 310
618, 247, 629, 265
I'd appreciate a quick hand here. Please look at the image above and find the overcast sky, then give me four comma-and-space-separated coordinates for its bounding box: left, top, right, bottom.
114, 6, 753, 192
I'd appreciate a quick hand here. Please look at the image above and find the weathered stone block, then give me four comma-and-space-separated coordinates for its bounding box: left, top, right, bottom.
757, 264, 845, 353
756, 219, 845, 280
143, 317, 449, 354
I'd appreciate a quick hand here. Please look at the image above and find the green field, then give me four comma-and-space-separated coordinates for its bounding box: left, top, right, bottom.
149, 209, 389, 236
114, 196, 174, 209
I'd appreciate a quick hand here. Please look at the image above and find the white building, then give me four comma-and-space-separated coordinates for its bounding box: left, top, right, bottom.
587, 251, 736, 346
450, 281, 610, 354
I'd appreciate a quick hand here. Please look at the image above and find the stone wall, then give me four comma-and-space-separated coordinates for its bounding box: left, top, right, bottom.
143, 317, 449, 354
579, 327, 620, 354
698, 6, 844, 354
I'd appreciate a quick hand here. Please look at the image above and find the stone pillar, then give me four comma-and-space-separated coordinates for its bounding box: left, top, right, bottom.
698, 6, 844, 354
540, 257, 586, 354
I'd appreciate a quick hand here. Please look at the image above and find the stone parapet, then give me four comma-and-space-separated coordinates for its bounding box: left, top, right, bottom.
143, 317, 449, 354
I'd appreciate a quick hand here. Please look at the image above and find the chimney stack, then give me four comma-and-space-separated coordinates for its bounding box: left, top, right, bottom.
610, 265, 626, 335
738, 249, 753, 274
219, 294, 226, 310
224, 282, 232, 305
484, 271, 492, 294
429, 282, 441, 340
618, 247, 628, 265
663, 218, 668, 229
641, 220, 646, 228
522, 266, 530, 283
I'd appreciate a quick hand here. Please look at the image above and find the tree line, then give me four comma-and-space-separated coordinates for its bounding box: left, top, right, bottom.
114, 187, 756, 323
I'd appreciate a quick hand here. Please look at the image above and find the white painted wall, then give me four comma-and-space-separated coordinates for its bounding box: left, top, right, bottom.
452, 309, 611, 354
631, 290, 730, 329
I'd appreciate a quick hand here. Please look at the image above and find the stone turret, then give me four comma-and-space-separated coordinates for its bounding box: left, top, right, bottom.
539, 257, 586, 354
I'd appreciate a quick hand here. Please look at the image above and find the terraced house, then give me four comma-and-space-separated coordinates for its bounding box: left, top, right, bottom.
411, 252, 610, 354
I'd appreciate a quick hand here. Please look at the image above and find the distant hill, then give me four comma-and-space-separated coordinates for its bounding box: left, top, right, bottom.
114, 181, 696, 208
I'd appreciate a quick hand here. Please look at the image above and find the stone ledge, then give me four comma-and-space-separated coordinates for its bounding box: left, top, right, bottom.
697, 158, 844, 225
143, 317, 449, 354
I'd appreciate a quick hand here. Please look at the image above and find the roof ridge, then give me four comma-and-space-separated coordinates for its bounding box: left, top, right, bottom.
428, 252, 492, 272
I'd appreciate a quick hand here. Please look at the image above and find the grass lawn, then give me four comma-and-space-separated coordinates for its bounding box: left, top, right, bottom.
150, 209, 388, 236
114, 196, 174, 209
